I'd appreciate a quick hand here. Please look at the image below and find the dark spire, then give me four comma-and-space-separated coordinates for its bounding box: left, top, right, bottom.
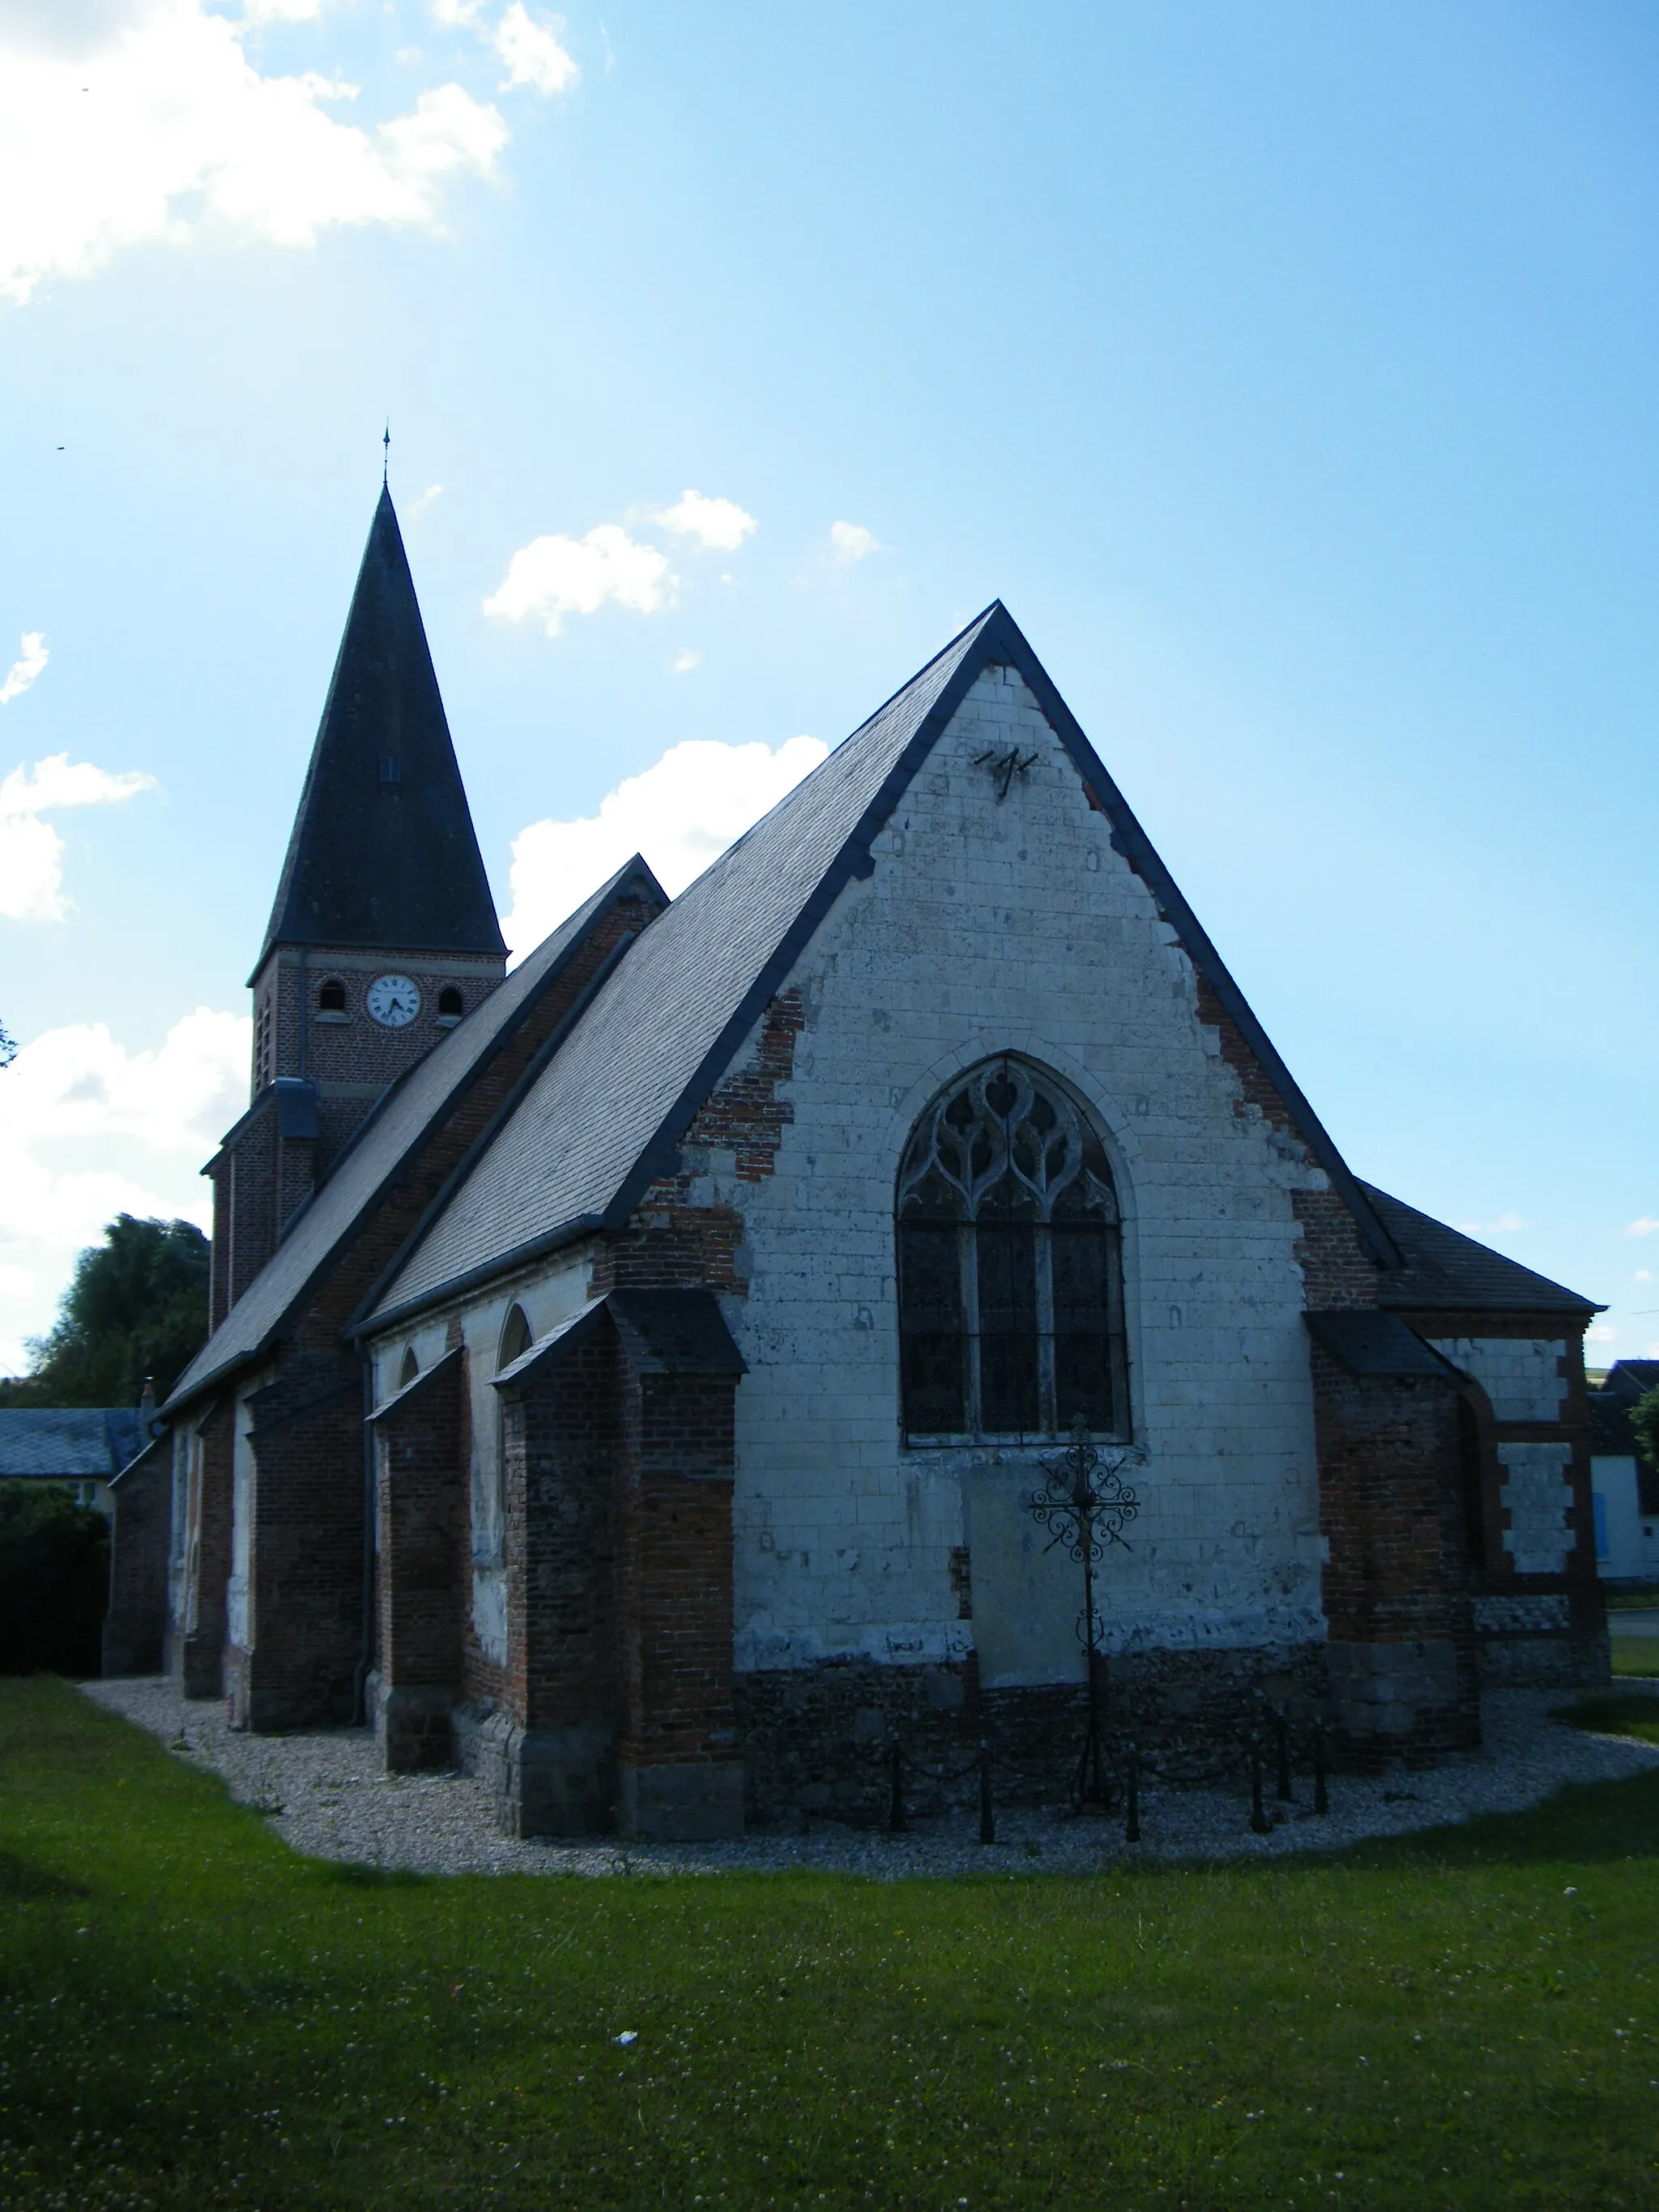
257, 487, 506, 971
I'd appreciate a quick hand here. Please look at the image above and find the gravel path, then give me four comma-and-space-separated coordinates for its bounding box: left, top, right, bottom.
79, 1676, 1659, 1882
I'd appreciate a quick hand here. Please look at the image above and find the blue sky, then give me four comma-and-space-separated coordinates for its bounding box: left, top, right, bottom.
1, 0, 1655, 1371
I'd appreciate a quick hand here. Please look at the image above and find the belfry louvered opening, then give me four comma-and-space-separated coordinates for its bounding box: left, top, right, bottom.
897, 1056, 1129, 1443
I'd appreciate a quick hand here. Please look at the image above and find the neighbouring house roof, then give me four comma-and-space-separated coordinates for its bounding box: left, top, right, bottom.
1363, 1186, 1599, 1316
0, 1409, 143, 1481
255, 486, 506, 973
1604, 1360, 1659, 1404
164, 857, 665, 1416
365, 602, 1403, 1332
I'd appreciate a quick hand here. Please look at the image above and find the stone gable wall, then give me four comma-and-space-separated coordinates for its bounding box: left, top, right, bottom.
690, 665, 1338, 1683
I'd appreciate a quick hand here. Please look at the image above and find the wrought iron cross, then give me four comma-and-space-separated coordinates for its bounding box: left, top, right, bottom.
1026, 1413, 1140, 1808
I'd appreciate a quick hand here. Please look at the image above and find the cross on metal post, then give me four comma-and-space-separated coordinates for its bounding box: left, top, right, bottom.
1026, 1413, 1140, 1810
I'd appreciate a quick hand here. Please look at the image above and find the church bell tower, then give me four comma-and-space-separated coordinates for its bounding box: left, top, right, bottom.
210, 486, 507, 1322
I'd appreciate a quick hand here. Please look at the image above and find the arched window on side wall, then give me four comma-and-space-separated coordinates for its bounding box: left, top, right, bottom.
491, 1305, 535, 1545
896, 1057, 1128, 1443
498, 1304, 532, 1373
399, 1345, 420, 1389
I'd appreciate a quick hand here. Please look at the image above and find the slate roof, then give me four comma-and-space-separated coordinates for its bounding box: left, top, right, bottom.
165, 859, 663, 1414
256, 487, 506, 973
1303, 1311, 1461, 1379
1363, 1185, 1599, 1315
1604, 1360, 1659, 1404
365, 603, 1401, 1332
0, 1409, 142, 1480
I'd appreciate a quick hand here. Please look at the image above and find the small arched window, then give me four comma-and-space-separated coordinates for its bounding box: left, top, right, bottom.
437, 986, 463, 1021
399, 1345, 420, 1388
318, 978, 347, 1013
498, 1304, 532, 1373
897, 1058, 1128, 1443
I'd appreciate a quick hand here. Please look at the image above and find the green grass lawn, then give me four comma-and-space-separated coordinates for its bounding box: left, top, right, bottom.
2, 1681, 1657, 2212
1611, 1637, 1659, 1678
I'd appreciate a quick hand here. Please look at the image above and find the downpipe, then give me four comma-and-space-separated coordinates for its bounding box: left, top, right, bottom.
350, 1349, 375, 1726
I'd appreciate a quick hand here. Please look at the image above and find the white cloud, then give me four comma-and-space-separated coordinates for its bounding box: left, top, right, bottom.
493, 2, 577, 95
830, 519, 881, 565
429, 0, 484, 23
241, 0, 327, 20
1627, 1217, 1659, 1238
1454, 1211, 1526, 1237
502, 733, 829, 957
672, 649, 700, 673
654, 490, 757, 552
1587, 1323, 1618, 1345
0, 1006, 248, 1370
0, 0, 509, 305
0, 752, 157, 921
406, 481, 444, 522
484, 523, 674, 635
1636, 1269, 1653, 1283
0, 631, 48, 705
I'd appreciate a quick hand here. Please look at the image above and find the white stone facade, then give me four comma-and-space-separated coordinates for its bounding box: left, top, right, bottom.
678, 666, 1332, 1683
1497, 1442, 1576, 1575
1427, 1336, 1567, 1422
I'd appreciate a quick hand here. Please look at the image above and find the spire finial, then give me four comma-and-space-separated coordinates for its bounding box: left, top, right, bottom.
382, 420, 390, 488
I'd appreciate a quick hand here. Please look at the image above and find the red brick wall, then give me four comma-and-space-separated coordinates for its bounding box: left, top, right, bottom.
501, 1328, 623, 1739
103, 1450, 171, 1677
374, 1350, 467, 1766
616, 1375, 739, 1773
1310, 1345, 1480, 1760
234, 1364, 365, 1727
591, 990, 801, 1294
186, 888, 661, 1733
1293, 1191, 1380, 1311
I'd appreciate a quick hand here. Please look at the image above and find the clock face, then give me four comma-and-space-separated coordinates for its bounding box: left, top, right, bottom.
365, 974, 421, 1029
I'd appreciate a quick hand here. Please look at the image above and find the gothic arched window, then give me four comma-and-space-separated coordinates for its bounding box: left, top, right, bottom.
896, 1058, 1129, 1443
399, 1345, 420, 1388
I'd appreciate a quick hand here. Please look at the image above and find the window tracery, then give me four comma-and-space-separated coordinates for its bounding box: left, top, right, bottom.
896, 1058, 1128, 1442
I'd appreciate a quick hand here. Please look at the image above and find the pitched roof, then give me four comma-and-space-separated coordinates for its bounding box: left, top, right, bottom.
366, 603, 1401, 1332
1603, 1359, 1659, 1406
0, 1409, 142, 1480
256, 487, 506, 973
166, 859, 663, 1414
1304, 1311, 1461, 1379
1363, 1185, 1599, 1315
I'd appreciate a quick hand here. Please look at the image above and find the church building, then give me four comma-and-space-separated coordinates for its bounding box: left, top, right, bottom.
109, 488, 1608, 1840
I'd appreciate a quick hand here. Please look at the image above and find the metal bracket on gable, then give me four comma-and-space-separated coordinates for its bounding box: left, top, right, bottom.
974, 746, 1038, 801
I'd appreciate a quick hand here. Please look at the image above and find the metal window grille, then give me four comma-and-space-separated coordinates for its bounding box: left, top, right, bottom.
897, 1057, 1129, 1443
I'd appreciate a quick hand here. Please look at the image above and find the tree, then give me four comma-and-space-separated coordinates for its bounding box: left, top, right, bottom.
0, 1484, 109, 1675
1631, 1385, 1659, 1515
0, 1016, 15, 1069
0, 1214, 211, 1409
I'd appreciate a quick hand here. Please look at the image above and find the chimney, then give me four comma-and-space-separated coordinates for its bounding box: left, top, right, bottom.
139, 1376, 156, 1435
